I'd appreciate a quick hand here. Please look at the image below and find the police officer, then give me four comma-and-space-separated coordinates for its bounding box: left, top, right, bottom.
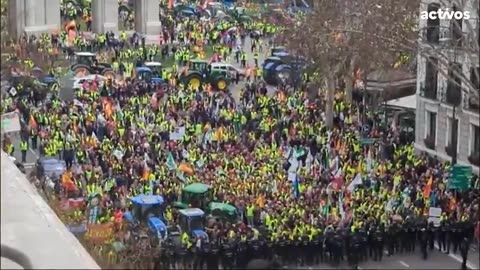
419, 221, 429, 260
373, 224, 385, 261
350, 227, 361, 269
332, 229, 343, 266
428, 221, 436, 251
208, 239, 220, 269
222, 241, 234, 270
459, 237, 470, 270
438, 220, 448, 252
451, 220, 461, 254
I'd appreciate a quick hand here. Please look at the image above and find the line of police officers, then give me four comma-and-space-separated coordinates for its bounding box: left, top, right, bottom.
152, 217, 474, 270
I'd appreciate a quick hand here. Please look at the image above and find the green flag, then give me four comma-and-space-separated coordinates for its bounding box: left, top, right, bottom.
166, 152, 177, 171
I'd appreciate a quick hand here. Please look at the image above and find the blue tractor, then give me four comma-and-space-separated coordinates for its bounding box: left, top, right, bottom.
178, 208, 209, 240
123, 194, 168, 247
135, 66, 167, 87
262, 49, 306, 86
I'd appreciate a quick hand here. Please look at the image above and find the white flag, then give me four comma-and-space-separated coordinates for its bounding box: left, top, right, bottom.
347, 173, 363, 192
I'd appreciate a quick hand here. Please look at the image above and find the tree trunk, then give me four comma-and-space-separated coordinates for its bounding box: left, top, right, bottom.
345, 56, 356, 103
345, 73, 353, 103
325, 74, 335, 129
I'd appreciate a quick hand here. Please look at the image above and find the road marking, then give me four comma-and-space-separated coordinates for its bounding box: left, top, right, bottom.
28, 148, 39, 159
399, 260, 410, 268
23, 162, 35, 167
434, 243, 477, 270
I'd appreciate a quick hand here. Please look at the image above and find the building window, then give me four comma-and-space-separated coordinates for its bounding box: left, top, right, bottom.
426, 3, 440, 43
446, 62, 462, 106
446, 116, 458, 157
424, 111, 436, 149
469, 67, 480, 111
450, 5, 463, 47
423, 57, 438, 99
469, 124, 480, 166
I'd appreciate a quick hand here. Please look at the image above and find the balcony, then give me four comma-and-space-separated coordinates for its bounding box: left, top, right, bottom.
444, 86, 462, 106
419, 85, 437, 100
424, 135, 436, 150
445, 144, 457, 157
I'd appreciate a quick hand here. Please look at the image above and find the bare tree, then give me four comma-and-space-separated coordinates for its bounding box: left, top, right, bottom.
279, 0, 480, 127
278, 0, 419, 128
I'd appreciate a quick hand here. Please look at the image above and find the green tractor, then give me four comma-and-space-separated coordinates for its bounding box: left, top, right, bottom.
173, 183, 212, 210
180, 60, 230, 91
173, 183, 239, 223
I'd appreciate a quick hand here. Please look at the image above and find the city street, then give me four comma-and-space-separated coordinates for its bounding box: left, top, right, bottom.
290, 248, 479, 269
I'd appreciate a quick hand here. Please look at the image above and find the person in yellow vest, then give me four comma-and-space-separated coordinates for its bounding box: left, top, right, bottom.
20, 140, 28, 163
246, 204, 255, 227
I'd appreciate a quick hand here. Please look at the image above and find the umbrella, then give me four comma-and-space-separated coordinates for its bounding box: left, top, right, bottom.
227, 27, 237, 33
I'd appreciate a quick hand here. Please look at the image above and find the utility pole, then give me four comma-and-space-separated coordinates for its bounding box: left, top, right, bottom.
451, 105, 457, 165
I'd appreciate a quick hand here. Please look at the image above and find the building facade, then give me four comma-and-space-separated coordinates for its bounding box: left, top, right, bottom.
415, 0, 480, 174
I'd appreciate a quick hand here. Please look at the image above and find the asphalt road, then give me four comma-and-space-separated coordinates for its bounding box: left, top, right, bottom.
289, 247, 479, 270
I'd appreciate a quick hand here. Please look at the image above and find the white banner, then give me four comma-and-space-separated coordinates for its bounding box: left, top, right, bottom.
1, 112, 21, 133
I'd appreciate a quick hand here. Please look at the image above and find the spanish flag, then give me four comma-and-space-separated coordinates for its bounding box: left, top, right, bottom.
423, 176, 433, 198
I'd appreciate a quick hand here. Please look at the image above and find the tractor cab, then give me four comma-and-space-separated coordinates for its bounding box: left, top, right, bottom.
136, 66, 166, 86
144, 62, 163, 77
73, 52, 97, 66
178, 208, 208, 239
271, 46, 288, 57
124, 195, 168, 245
189, 60, 210, 75
174, 183, 212, 209
71, 52, 114, 78
207, 202, 239, 224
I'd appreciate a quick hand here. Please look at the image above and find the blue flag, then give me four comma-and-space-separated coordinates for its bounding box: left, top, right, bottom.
292, 175, 300, 199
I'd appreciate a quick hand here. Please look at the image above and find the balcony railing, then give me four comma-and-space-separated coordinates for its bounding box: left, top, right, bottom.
424, 26, 440, 44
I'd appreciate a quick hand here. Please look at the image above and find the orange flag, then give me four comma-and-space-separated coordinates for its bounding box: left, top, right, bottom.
215, 127, 223, 141
104, 100, 113, 119
29, 114, 37, 130
142, 166, 149, 180
423, 176, 433, 198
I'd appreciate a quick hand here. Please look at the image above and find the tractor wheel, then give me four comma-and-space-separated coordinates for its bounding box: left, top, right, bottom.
184, 73, 203, 90
213, 77, 228, 91
71, 64, 90, 77
101, 68, 115, 80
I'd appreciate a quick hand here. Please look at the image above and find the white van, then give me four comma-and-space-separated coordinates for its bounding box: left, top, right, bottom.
210, 62, 245, 79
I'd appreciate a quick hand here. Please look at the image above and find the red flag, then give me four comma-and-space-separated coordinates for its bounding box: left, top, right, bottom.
168, 0, 174, 9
